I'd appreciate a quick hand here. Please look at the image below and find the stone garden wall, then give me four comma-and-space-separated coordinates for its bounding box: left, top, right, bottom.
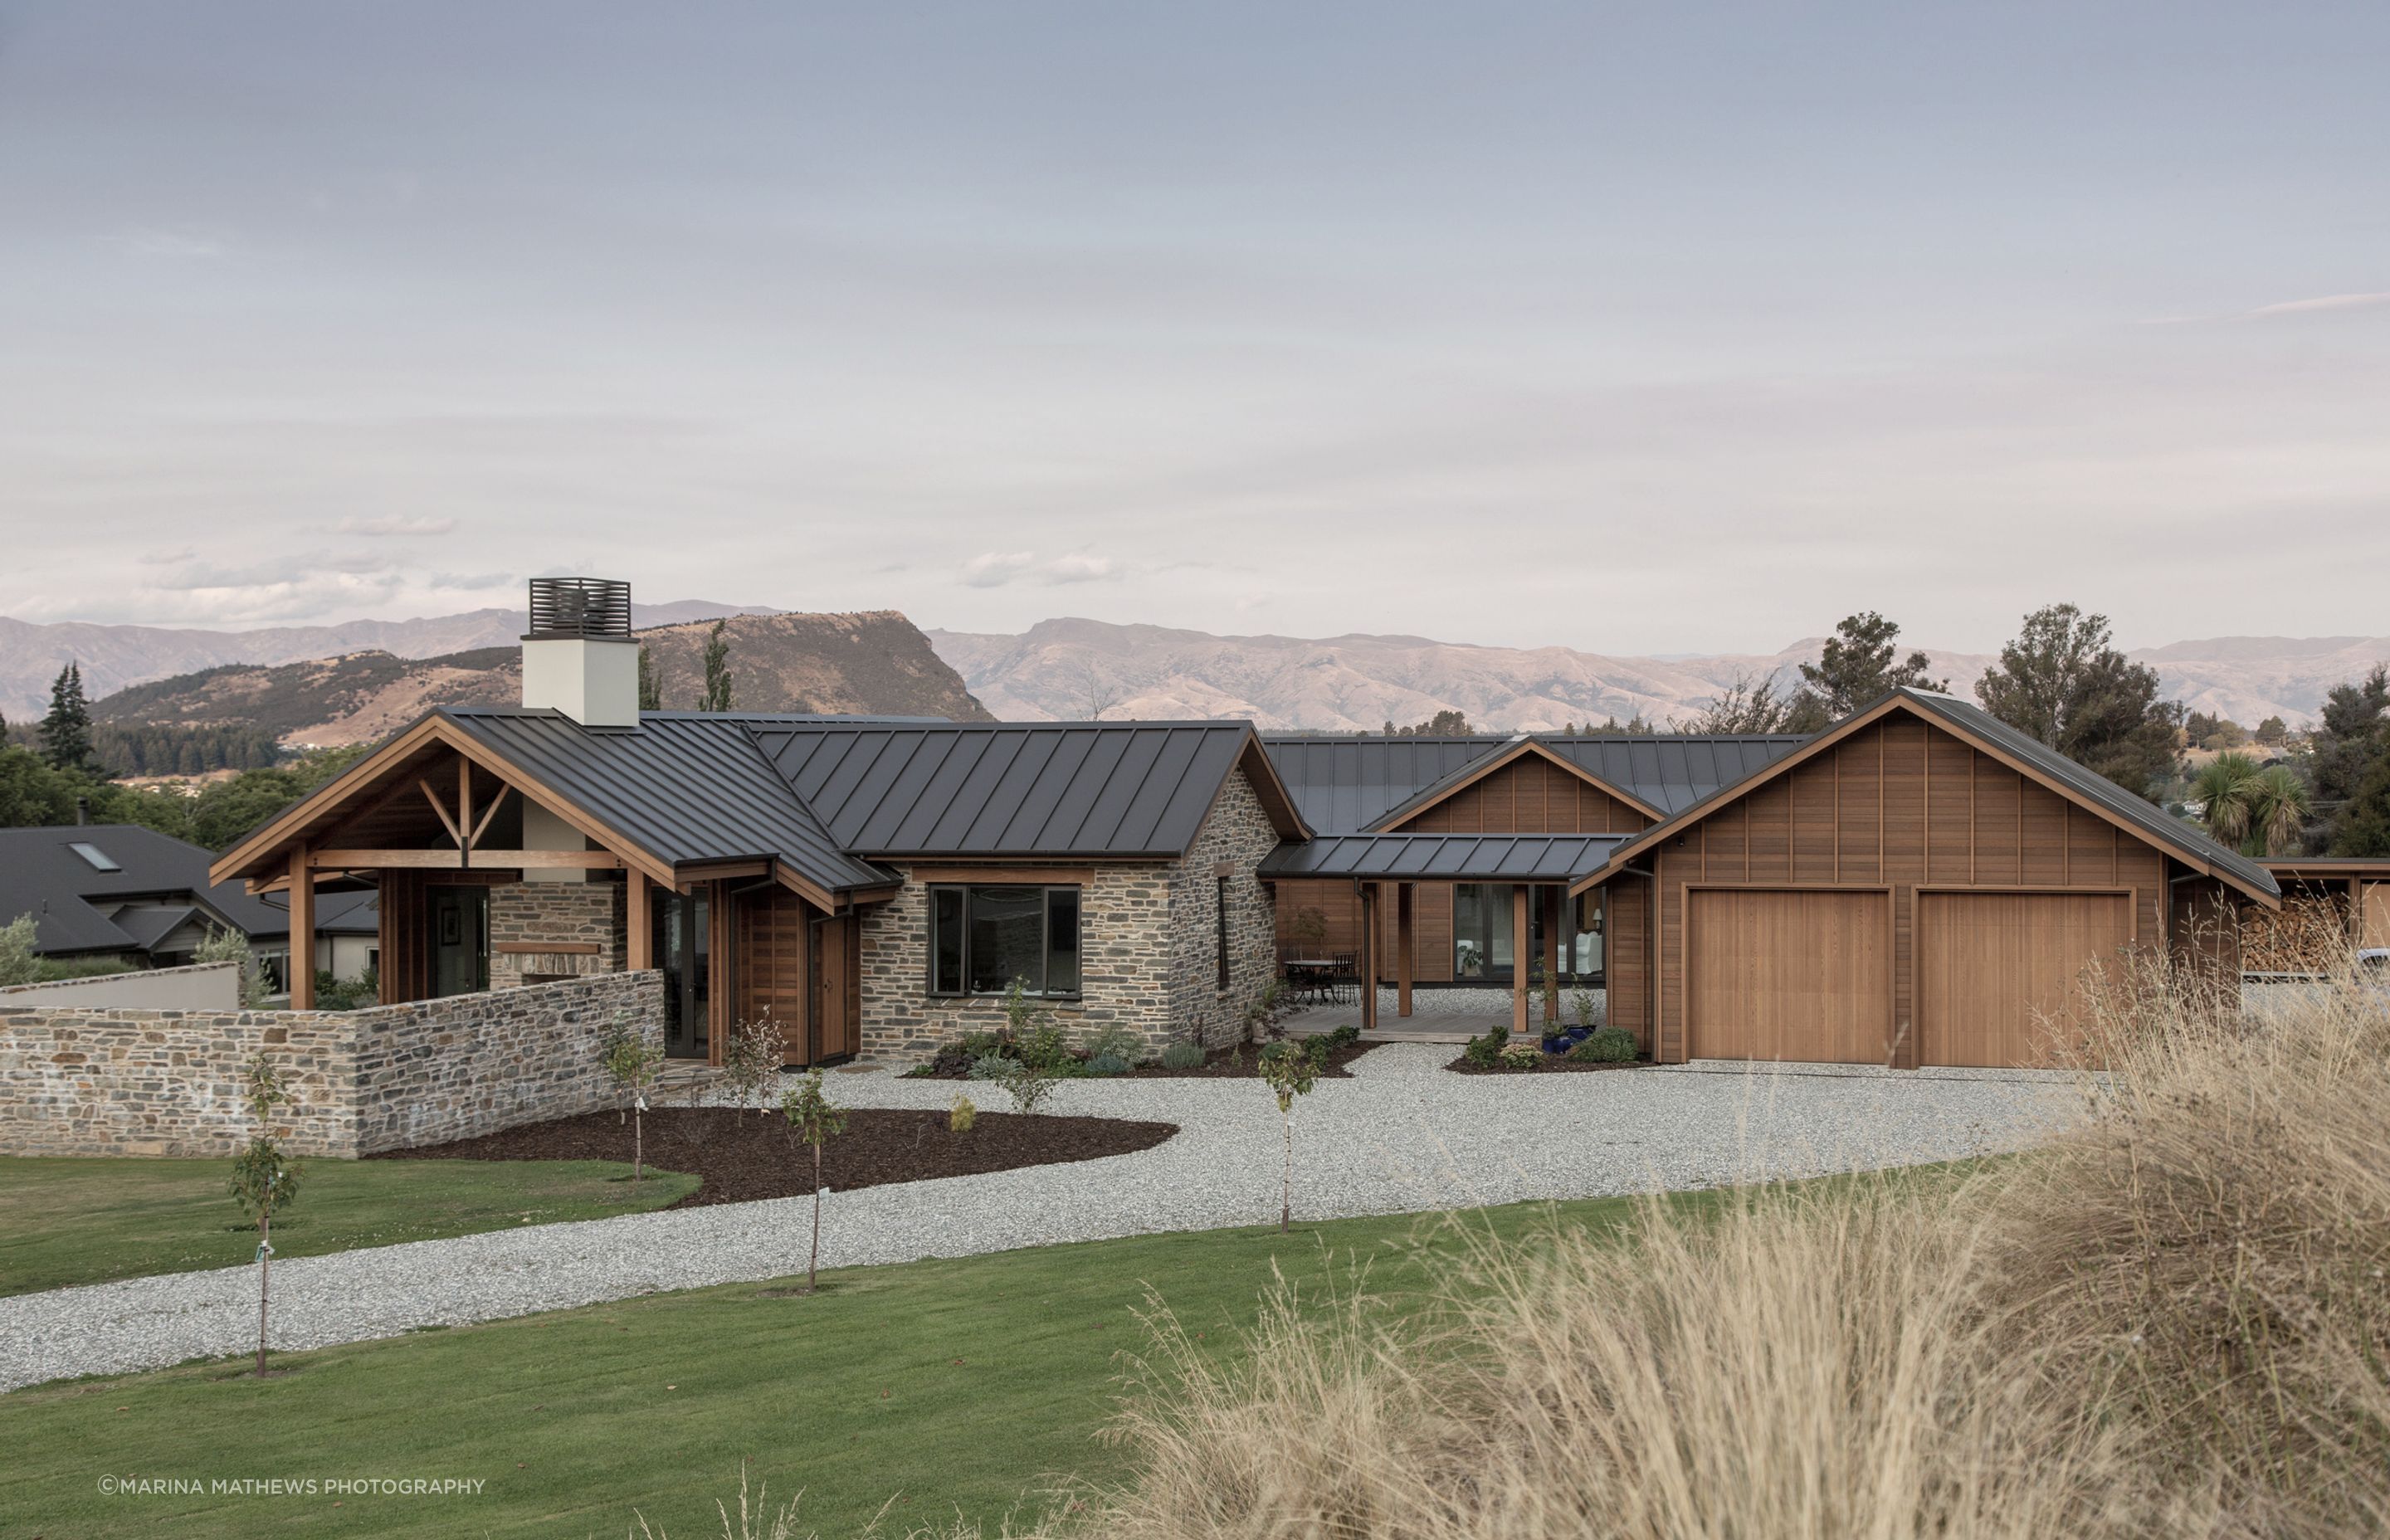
488, 878, 628, 988
0, 971, 662, 1160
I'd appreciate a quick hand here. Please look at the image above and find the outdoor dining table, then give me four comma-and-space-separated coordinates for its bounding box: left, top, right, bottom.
1282, 958, 1338, 1003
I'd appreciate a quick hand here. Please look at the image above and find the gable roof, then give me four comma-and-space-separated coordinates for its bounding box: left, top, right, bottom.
1539, 734, 1811, 817
1261, 736, 1505, 834
1568, 689, 2281, 904
1261, 832, 1633, 884
0, 824, 375, 957
753, 720, 1309, 859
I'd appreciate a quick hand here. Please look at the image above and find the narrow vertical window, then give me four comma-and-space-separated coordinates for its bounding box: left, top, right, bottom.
1216, 875, 1232, 989
931, 886, 965, 994
1046, 888, 1080, 995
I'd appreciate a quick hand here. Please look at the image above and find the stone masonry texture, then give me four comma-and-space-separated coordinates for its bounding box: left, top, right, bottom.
0, 971, 663, 1159
489, 878, 627, 988
857, 768, 1283, 1063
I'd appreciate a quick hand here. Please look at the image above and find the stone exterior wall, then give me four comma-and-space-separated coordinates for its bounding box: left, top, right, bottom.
0, 971, 662, 1159
856, 767, 1282, 1063
489, 878, 627, 988
1168, 768, 1285, 1049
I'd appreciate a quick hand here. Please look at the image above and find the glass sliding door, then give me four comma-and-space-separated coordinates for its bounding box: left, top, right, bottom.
1453, 884, 1517, 982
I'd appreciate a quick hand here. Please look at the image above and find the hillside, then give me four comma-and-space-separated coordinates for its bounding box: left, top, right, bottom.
0, 599, 776, 722
927, 620, 2390, 733
93, 612, 988, 746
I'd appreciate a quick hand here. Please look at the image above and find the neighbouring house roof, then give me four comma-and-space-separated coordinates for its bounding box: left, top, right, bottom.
438, 709, 904, 895
752, 719, 1310, 858
1568, 689, 2282, 904
2262, 860, 2390, 880
1261, 732, 1811, 835
0, 824, 376, 958
1260, 832, 1634, 884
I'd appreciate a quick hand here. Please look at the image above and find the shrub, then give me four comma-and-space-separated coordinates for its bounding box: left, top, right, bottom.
1461, 1027, 1507, 1069
1570, 986, 1599, 1027
948, 1093, 975, 1133
193, 924, 267, 1007
1324, 1024, 1361, 1048
311, 967, 380, 1011
993, 1047, 1066, 1117
722, 1015, 783, 1114
1080, 1021, 1144, 1065
1569, 1026, 1636, 1064
966, 1052, 1010, 1081
1159, 1040, 1207, 1070
0, 912, 39, 987
1498, 1045, 1541, 1070
1086, 1052, 1131, 1077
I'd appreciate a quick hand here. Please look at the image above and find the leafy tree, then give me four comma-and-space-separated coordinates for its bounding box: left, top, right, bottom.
780, 1069, 847, 1294
1974, 604, 2183, 801
2334, 750, 2390, 857
2255, 715, 2289, 748
227, 1054, 304, 1377
2311, 666, 2390, 851
637, 643, 662, 712
0, 912, 41, 987
1257, 1037, 1324, 1233
37, 663, 101, 777
1798, 612, 1948, 719
1674, 670, 1827, 734
0, 745, 78, 827
699, 620, 734, 712
197, 925, 271, 1007
1386, 709, 1474, 736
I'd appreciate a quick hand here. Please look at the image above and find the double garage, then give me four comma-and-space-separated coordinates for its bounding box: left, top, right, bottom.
1685, 887, 2131, 1069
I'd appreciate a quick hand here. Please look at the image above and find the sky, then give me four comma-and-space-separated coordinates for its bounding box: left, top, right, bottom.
1, 1, 2385, 655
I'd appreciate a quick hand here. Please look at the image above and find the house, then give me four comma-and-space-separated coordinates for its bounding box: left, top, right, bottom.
2249, 858, 2390, 970
210, 578, 2275, 1071
0, 823, 378, 995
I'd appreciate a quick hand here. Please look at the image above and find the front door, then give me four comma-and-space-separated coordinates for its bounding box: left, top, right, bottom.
429, 886, 490, 997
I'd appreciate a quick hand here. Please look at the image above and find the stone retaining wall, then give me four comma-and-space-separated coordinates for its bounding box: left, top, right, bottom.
0, 972, 662, 1159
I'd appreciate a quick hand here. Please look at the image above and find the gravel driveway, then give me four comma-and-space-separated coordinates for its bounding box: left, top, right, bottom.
0, 1044, 2080, 1391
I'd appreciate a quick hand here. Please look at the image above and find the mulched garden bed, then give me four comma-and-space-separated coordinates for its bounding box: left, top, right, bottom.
1118, 1036, 1384, 1079
1443, 1052, 1649, 1075
370, 1107, 1178, 1207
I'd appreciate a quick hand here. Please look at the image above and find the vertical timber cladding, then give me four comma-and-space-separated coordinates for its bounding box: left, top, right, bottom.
1686, 889, 1890, 1062
736, 885, 815, 1065
1652, 712, 2165, 1067
2367, 884, 2390, 948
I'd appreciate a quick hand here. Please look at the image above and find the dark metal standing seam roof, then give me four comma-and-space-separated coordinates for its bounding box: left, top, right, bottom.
1539, 735, 1810, 816
0, 824, 373, 955
1260, 833, 1634, 883
439, 709, 900, 894
752, 721, 1264, 857
1891, 690, 2281, 900
1260, 737, 1510, 834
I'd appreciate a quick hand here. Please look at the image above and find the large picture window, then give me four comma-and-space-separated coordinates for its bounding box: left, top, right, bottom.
929, 885, 1082, 997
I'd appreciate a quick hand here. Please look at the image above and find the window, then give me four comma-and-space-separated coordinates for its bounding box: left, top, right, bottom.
928, 885, 1081, 997
67, 841, 120, 872
1216, 875, 1231, 990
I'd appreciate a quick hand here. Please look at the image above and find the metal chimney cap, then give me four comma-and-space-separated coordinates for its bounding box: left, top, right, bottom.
524, 577, 633, 640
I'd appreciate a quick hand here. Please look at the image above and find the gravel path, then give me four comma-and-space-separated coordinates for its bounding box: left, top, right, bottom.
0, 1045, 2080, 1391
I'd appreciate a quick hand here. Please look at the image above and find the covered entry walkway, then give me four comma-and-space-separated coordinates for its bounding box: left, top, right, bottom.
1261, 832, 1628, 1038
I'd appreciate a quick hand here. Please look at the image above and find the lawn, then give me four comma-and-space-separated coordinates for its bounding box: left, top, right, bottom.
0, 1192, 1671, 1539
0, 1155, 701, 1297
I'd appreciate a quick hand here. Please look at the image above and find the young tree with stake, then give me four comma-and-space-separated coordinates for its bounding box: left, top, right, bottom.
227, 1053, 304, 1377
600, 1013, 665, 1188
781, 1070, 846, 1294
1257, 1037, 1324, 1233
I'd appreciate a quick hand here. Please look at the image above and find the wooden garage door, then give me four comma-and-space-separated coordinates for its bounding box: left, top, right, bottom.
1688, 889, 1890, 1063
1918, 892, 2130, 1068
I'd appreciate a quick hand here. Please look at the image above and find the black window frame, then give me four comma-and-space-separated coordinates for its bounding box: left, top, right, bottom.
926, 883, 1085, 999
1215, 875, 1231, 991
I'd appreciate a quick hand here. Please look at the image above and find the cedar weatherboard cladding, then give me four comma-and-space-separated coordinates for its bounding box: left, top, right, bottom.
754, 722, 1264, 858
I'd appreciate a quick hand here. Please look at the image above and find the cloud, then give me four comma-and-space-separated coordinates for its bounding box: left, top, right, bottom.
109, 228, 229, 260
2142, 291, 2390, 325
136, 546, 198, 566
959, 550, 1037, 587
958, 550, 1125, 587
428, 570, 515, 591
340, 514, 459, 537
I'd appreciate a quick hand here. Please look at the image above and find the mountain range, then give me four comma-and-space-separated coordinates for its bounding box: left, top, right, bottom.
926, 620, 2390, 733
82, 612, 991, 746
7, 602, 2384, 743
0, 600, 775, 724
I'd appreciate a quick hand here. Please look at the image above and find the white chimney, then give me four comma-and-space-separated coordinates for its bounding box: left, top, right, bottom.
520, 577, 639, 728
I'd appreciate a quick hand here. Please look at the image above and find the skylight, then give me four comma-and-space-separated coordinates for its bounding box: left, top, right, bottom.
67, 841, 120, 872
